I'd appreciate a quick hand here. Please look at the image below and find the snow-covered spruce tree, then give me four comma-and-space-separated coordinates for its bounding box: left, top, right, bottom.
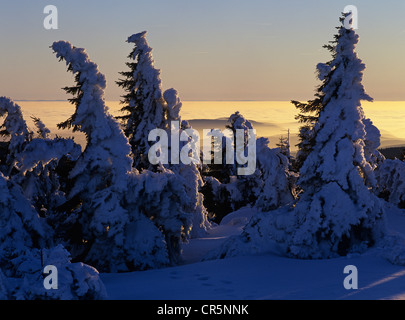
208, 15, 387, 260
31, 116, 51, 139
201, 112, 257, 222
117, 33, 211, 238
291, 22, 385, 173
254, 137, 296, 212
163, 88, 212, 237
275, 134, 291, 161
225, 111, 255, 176
290, 18, 352, 171
52, 41, 189, 272
52, 40, 137, 271
0, 97, 33, 175
124, 167, 193, 266
116, 31, 168, 171
13, 136, 81, 216
205, 112, 262, 220
0, 98, 78, 216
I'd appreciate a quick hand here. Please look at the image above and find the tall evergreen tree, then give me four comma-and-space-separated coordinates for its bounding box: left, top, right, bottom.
291, 16, 361, 170
209, 14, 387, 260
52, 41, 189, 272
52, 41, 137, 271
116, 31, 168, 171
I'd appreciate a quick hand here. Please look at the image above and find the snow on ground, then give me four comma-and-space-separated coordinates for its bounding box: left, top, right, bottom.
101, 205, 405, 300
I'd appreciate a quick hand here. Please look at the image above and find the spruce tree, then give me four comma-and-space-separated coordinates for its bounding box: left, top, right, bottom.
275, 16, 386, 258
0, 172, 107, 300
52, 41, 136, 271
291, 16, 357, 170
0, 97, 33, 175
255, 137, 296, 212
210, 14, 387, 260
52, 41, 186, 272
116, 31, 167, 171
31, 116, 51, 139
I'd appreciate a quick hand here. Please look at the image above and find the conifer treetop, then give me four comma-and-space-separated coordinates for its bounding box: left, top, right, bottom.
0, 97, 32, 155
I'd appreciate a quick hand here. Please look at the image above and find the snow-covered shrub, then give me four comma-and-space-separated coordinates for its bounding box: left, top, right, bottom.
201, 176, 233, 221
0, 172, 105, 300
380, 235, 405, 266
6, 245, 107, 300
255, 137, 296, 212
15, 137, 81, 175
375, 159, 405, 208
363, 118, 385, 170
163, 88, 212, 237
13, 136, 81, 211
0, 172, 50, 274
124, 168, 193, 267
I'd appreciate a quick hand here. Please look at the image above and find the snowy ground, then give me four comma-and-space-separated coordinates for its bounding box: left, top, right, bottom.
101, 206, 405, 300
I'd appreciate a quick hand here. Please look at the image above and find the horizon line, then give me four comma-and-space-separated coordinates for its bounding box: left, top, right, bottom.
14, 99, 405, 102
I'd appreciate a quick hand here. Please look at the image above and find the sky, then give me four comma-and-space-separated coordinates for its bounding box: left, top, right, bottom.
0, 0, 404, 101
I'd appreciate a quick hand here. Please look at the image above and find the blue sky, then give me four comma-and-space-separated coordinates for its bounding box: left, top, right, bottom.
0, 0, 404, 100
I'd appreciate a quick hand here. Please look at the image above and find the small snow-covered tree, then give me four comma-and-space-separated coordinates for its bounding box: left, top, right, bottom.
255, 137, 296, 211
375, 159, 405, 208
124, 168, 194, 267
202, 112, 261, 221
276, 133, 291, 161
0, 97, 33, 175
31, 116, 51, 139
116, 31, 167, 171
0, 98, 80, 216
162, 88, 212, 237
363, 118, 385, 170
209, 15, 387, 260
